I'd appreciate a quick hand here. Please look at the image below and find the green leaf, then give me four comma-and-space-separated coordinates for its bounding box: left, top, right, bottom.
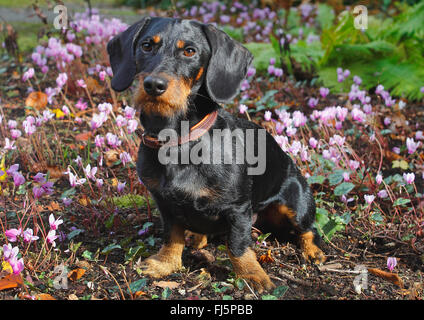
128, 278, 147, 293
82, 250, 96, 261
261, 294, 277, 300
272, 286, 289, 298
127, 278, 147, 293
61, 188, 76, 199
101, 243, 122, 255
328, 170, 345, 186
67, 228, 84, 240
334, 182, 355, 196
125, 244, 146, 263
393, 198, 411, 206
307, 175, 326, 185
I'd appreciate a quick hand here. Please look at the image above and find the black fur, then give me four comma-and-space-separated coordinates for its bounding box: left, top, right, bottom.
107, 17, 321, 259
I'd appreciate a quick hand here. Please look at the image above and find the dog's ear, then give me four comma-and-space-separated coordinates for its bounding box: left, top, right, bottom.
107, 17, 151, 92
202, 24, 253, 103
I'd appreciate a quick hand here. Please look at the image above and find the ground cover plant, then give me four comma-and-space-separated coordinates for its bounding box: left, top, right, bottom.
0, 0, 423, 300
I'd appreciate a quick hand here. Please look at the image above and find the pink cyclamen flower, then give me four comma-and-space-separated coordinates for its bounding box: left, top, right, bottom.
95, 135, 105, 147
99, 70, 107, 81
124, 106, 136, 119
120, 151, 132, 166
62, 198, 72, 206
47, 230, 59, 247
264, 111, 272, 121
49, 214, 63, 231
96, 179, 104, 188
364, 194, 375, 204
378, 189, 388, 198
4, 138, 16, 150
387, 257, 397, 272
308, 97, 318, 108
309, 137, 318, 149
406, 137, 420, 154
9, 256, 24, 274
84, 164, 97, 181
247, 67, 256, 77
3, 244, 18, 261
115, 115, 127, 127
6, 164, 19, 176
239, 104, 248, 114
5, 228, 22, 242
117, 181, 126, 193
376, 174, 383, 185
127, 119, 138, 134
66, 170, 86, 187
343, 172, 350, 182
329, 134, 345, 146
353, 75, 362, 85
75, 99, 88, 111
22, 68, 34, 82
8, 120, 17, 129
33, 172, 46, 183
56, 73, 68, 88
13, 172, 26, 187
76, 79, 87, 88
33, 186, 45, 199
10, 129, 22, 139
319, 87, 329, 98
23, 228, 39, 243
403, 173, 415, 184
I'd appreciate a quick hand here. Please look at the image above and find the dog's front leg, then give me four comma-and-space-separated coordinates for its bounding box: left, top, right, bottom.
141, 224, 185, 278
227, 206, 275, 293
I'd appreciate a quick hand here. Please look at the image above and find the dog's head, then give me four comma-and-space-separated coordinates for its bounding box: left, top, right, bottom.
107, 17, 253, 117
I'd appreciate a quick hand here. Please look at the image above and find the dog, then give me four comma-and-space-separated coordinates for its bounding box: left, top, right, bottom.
107, 17, 325, 292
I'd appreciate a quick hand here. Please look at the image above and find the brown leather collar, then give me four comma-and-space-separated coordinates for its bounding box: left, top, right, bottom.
135, 110, 218, 149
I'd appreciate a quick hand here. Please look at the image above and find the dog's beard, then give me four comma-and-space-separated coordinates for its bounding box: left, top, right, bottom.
135, 74, 191, 118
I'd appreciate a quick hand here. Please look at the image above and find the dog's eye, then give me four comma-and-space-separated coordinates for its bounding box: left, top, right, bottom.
141, 41, 153, 52
184, 47, 196, 57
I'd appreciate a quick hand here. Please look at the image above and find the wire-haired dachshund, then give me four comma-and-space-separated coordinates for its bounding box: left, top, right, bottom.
107, 16, 325, 293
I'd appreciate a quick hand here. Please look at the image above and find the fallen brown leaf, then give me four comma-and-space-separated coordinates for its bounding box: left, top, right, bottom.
47, 201, 61, 211
68, 268, 86, 282
258, 249, 274, 264
36, 293, 56, 300
25, 91, 48, 110
105, 150, 119, 167
0, 273, 23, 290
153, 280, 180, 290
75, 131, 92, 142
47, 165, 65, 179
368, 268, 404, 288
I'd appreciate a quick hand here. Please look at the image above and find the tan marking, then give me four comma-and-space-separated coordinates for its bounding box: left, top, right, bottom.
135, 73, 191, 118
152, 35, 161, 43
176, 40, 185, 48
261, 203, 296, 226
228, 247, 275, 293
185, 231, 208, 249
300, 231, 326, 264
195, 67, 204, 82
141, 225, 185, 278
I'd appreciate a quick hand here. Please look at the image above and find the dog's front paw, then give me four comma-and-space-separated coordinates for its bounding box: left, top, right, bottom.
236, 271, 275, 294
229, 247, 275, 294
140, 254, 182, 278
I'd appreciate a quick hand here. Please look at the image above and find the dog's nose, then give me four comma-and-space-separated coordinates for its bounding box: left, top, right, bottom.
143, 76, 168, 96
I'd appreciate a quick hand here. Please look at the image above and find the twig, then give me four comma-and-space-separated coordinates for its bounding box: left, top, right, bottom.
270, 271, 313, 287
242, 279, 259, 300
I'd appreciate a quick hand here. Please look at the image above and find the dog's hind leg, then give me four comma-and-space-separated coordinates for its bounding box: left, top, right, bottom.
256, 202, 326, 264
